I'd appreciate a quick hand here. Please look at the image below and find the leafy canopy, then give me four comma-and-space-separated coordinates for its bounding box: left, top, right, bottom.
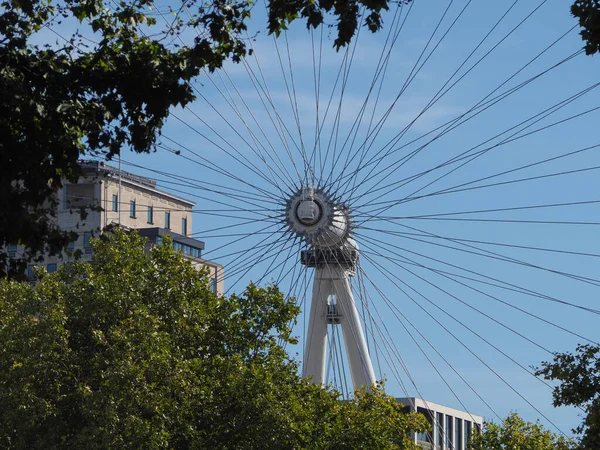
469, 412, 575, 450
572, 0, 600, 55
0, 0, 407, 277
536, 344, 600, 449
0, 230, 428, 449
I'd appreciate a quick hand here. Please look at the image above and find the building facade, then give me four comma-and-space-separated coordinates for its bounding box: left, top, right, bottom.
397, 397, 483, 450
13, 160, 223, 295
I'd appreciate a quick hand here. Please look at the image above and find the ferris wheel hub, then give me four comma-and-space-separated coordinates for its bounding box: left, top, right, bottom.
285, 186, 351, 248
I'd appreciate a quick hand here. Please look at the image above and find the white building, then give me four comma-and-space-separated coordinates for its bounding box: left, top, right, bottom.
397, 397, 483, 450
10, 160, 223, 295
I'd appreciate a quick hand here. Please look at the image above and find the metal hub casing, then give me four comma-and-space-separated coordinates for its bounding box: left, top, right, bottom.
285, 186, 351, 248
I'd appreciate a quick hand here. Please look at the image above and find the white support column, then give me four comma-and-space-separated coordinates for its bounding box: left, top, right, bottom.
303, 264, 376, 390
302, 273, 329, 384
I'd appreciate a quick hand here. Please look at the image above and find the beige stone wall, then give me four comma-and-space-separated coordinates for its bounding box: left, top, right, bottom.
99, 179, 193, 236
189, 259, 225, 296
18, 170, 226, 296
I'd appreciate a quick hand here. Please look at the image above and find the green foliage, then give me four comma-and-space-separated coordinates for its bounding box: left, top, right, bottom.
571, 0, 600, 55
0, 0, 253, 276
536, 344, 600, 449
268, 0, 411, 49
469, 412, 575, 450
0, 230, 428, 449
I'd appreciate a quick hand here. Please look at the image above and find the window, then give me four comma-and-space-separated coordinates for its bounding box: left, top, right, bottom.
27, 265, 36, 281
84, 232, 93, 254
446, 414, 453, 449
182, 217, 188, 235
455, 418, 462, 450
67, 240, 75, 250
465, 420, 472, 447
417, 407, 434, 444
47, 263, 57, 273
147, 206, 153, 224
129, 200, 136, 218
7, 243, 17, 256
65, 183, 94, 208
209, 277, 217, 294
165, 211, 170, 229
112, 194, 118, 212
437, 413, 444, 447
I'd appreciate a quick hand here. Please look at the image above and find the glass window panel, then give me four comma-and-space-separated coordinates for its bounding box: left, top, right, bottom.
147, 206, 153, 223
182, 217, 187, 235
47, 263, 57, 273
165, 211, 170, 229
446, 415, 453, 448
455, 418, 462, 450
417, 407, 434, 444
437, 412, 444, 446
112, 194, 118, 212
65, 183, 94, 208
84, 232, 93, 254
465, 421, 472, 447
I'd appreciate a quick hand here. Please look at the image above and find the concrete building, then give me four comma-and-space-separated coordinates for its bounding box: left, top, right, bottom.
397, 397, 483, 450
11, 160, 223, 295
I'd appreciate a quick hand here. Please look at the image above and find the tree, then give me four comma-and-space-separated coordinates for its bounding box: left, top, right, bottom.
571, 1, 600, 55
0, 0, 403, 278
536, 344, 600, 449
0, 229, 428, 449
469, 412, 575, 450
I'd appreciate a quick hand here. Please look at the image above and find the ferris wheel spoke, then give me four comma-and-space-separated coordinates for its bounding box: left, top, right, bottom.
355, 141, 599, 215
243, 37, 307, 185
332, 0, 467, 194
351, 83, 600, 212
221, 232, 296, 292
268, 24, 314, 185
344, 0, 416, 197
120, 159, 285, 217
313, 44, 353, 187
358, 225, 600, 315
201, 70, 298, 193
340, 0, 550, 199
336, 0, 474, 193
158, 136, 281, 201
358, 249, 570, 436
358, 241, 554, 356
253, 234, 301, 287
354, 151, 600, 220
169, 110, 288, 193
164, 3, 300, 193
358, 232, 599, 344
119, 157, 279, 205
338, 47, 583, 201
358, 199, 600, 223
366, 217, 600, 287
357, 263, 496, 424
359, 225, 600, 259
377, 101, 600, 209
202, 223, 286, 261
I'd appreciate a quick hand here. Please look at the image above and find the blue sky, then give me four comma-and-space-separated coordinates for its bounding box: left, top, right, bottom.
59, 0, 600, 436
